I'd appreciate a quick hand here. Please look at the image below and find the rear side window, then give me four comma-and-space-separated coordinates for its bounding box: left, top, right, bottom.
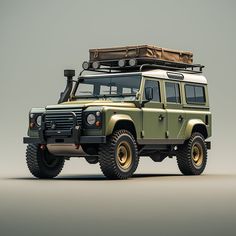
185, 85, 205, 104
165, 82, 180, 103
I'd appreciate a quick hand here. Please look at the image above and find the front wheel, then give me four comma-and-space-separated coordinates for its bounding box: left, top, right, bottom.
98, 130, 139, 180
176, 132, 207, 175
26, 144, 65, 179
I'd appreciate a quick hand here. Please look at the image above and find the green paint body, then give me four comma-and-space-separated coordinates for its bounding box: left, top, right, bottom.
28, 72, 211, 144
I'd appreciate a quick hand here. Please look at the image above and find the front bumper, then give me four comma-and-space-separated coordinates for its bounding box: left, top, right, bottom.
23, 136, 106, 144
24, 111, 106, 145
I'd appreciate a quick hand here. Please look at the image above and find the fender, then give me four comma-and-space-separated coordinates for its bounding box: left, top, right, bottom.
106, 114, 134, 136
184, 119, 207, 140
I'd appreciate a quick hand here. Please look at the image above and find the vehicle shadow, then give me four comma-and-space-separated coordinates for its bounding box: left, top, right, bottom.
5, 173, 183, 181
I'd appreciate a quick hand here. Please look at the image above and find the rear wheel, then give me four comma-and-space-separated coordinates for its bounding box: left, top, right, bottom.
26, 144, 65, 179
98, 130, 139, 179
176, 132, 207, 175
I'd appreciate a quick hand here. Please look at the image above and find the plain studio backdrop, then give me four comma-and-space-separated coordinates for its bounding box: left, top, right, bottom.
1, 1, 236, 236
1, 0, 235, 176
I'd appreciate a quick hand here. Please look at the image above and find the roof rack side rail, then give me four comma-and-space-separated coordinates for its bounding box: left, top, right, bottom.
81, 58, 204, 74
139, 64, 204, 74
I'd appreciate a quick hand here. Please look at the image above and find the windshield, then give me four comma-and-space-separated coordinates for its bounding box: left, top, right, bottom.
74, 74, 141, 101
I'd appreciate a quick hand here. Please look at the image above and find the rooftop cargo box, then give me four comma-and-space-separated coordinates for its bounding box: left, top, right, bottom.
89, 45, 193, 64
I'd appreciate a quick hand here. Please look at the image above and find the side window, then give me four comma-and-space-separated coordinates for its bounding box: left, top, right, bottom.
165, 82, 180, 103
195, 86, 205, 103
185, 85, 195, 103
185, 85, 205, 104
144, 80, 160, 102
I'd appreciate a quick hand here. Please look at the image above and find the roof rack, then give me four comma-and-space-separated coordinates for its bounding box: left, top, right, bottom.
82, 58, 204, 74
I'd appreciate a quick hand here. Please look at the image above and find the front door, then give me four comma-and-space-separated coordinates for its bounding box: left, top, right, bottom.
142, 78, 166, 141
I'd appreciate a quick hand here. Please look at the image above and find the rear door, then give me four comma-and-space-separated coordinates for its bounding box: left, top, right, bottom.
164, 81, 185, 140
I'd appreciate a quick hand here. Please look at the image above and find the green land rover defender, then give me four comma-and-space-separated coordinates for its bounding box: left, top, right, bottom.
23, 46, 211, 179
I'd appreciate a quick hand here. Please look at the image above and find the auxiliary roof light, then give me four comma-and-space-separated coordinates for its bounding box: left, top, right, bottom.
92, 61, 100, 69
129, 58, 137, 67
82, 61, 90, 70
118, 59, 126, 67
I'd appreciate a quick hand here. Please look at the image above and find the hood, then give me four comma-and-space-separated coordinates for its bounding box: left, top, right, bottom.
46, 100, 137, 110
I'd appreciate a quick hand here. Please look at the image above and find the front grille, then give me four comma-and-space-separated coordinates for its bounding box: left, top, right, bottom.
45, 109, 82, 131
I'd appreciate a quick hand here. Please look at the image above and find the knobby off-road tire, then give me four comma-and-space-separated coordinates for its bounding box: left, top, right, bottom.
177, 132, 207, 175
26, 144, 65, 179
98, 130, 139, 180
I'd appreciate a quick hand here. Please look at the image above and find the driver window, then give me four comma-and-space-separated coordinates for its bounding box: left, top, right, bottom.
143, 80, 160, 102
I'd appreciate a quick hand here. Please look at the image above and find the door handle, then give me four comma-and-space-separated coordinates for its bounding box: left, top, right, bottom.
159, 114, 164, 121
178, 115, 184, 122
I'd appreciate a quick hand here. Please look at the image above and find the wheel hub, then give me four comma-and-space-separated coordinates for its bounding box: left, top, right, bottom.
191, 143, 203, 168
116, 141, 132, 171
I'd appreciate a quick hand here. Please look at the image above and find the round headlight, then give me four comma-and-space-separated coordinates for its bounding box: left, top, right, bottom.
87, 114, 96, 125
36, 115, 42, 126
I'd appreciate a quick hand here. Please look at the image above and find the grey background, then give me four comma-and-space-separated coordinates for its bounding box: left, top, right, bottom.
0, 0, 236, 235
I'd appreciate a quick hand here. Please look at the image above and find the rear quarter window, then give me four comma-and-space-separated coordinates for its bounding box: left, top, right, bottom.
185, 84, 206, 104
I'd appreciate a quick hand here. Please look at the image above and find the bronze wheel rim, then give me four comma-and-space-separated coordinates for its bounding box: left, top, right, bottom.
191, 143, 203, 168
116, 141, 132, 171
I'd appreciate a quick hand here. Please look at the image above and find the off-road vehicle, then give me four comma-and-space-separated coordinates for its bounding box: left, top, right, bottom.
23, 45, 211, 179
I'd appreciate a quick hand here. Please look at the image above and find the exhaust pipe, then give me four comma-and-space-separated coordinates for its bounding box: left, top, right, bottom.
58, 69, 75, 104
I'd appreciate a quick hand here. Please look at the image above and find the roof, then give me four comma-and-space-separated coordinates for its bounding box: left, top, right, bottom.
142, 69, 207, 84
81, 69, 207, 84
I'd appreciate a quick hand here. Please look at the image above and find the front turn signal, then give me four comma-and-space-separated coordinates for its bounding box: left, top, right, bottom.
95, 121, 101, 127
29, 122, 35, 129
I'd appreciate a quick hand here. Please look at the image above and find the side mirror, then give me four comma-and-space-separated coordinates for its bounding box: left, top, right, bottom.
145, 87, 153, 101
